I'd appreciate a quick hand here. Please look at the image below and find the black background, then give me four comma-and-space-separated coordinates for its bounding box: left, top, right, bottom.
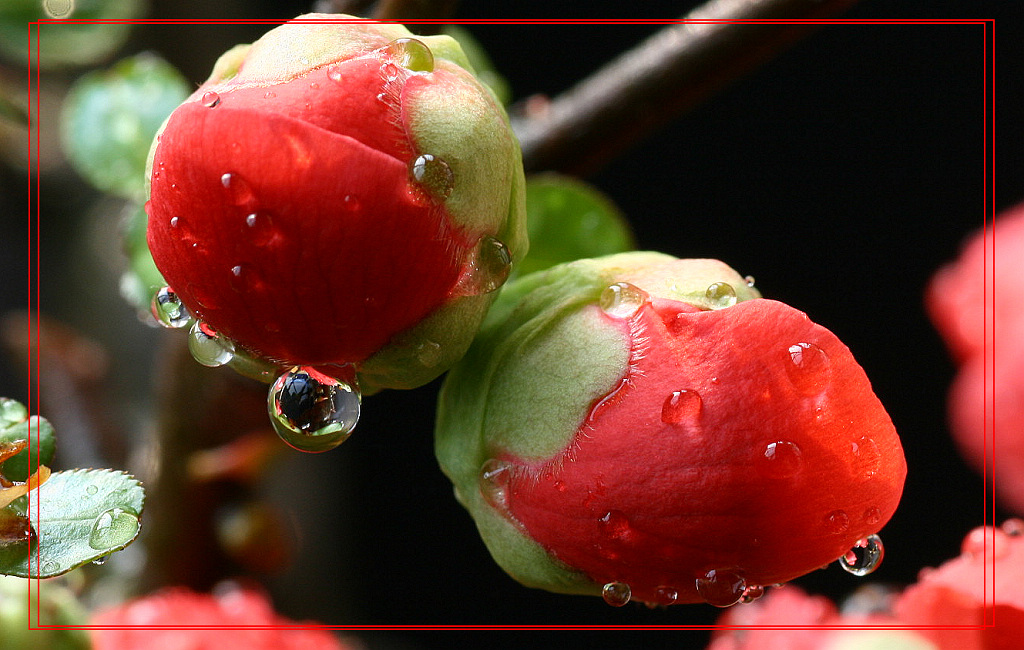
2, 0, 1022, 647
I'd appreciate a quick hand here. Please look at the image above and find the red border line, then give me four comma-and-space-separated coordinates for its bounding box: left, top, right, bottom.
25, 16, 996, 634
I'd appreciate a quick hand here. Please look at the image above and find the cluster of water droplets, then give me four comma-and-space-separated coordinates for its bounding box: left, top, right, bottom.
267, 366, 361, 453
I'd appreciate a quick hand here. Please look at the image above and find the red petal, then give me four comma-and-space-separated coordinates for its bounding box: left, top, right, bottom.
503, 298, 905, 605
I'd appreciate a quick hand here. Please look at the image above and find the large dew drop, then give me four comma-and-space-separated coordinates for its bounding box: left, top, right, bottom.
599, 282, 648, 319
88, 507, 141, 551
457, 236, 512, 296
409, 154, 454, 200
151, 286, 191, 328
188, 322, 235, 367
695, 568, 747, 607
784, 341, 830, 395
385, 38, 434, 72
268, 367, 361, 453
704, 282, 737, 309
838, 534, 884, 576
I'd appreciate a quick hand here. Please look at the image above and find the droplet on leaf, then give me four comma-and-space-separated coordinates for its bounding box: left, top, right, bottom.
479, 458, 513, 512
705, 282, 737, 309
457, 236, 512, 296
268, 367, 361, 453
409, 154, 454, 200
385, 38, 434, 72
88, 507, 141, 551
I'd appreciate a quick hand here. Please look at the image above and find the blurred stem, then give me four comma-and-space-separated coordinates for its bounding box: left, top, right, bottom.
513, 0, 861, 176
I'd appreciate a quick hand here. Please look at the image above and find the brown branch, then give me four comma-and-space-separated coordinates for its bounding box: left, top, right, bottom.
513, 0, 861, 176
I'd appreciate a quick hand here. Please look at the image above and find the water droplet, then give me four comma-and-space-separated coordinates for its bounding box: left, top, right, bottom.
151, 287, 191, 328
1003, 519, 1024, 537
220, 172, 255, 206
92, 555, 107, 566
851, 436, 881, 479
705, 282, 737, 309
599, 282, 648, 319
863, 506, 882, 525
268, 367, 360, 453
839, 534, 884, 576
744, 275, 756, 288
201, 91, 221, 108
385, 37, 434, 72
86, 485, 99, 496
41, 561, 59, 574
602, 581, 632, 607
244, 211, 279, 247
458, 236, 512, 295
408, 154, 454, 200
88, 507, 141, 551
597, 510, 631, 541
229, 264, 265, 294
824, 509, 850, 534
661, 389, 702, 424
263, 90, 276, 99
341, 194, 361, 211
327, 64, 343, 83
758, 440, 803, 479
309, 81, 320, 90
740, 584, 765, 604
479, 459, 513, 511
381, 62, 401, 82
0, 398, 28, 425
415, 340, 443, 368
696, 569, 747, 607
784, 342, 830, 395
188, 321, 235, 367
652, 586, 679, 606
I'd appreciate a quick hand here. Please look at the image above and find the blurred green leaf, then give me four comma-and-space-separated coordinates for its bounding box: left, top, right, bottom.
0, 575, 90, 649
61, 52, 190, 201
516, 174, 635, 278
442, 25, 511, 105
0, 398, 55, 483
119, 201, 165, 315
0, 0, 146, 69
0, 468, 144, 578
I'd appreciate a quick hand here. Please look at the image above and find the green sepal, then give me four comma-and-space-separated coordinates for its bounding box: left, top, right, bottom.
0, 400, 55, 483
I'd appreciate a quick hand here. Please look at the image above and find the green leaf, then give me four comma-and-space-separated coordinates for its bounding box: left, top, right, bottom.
0, 469, 144, 578
441, 25, 511, 105
61, 52, 190, 201
0, 399, 55, 482
0, 0, 146, 69
516, 174, 636, 278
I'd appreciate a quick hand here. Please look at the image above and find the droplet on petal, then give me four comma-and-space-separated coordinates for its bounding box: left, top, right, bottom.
457, 236, 512, 296
268, 367, 361, 453
652, 586, 679, 606
758, 440, 803, 479
696, 568, 747, 607
661, 389, 702, 424
740, 584, 765, 604
599, 282, 648, 319
151, 286, 191, 328
220, 172, 255, 206
838, 534, 884, 576
784, 342, 830, 395
597, 510, 631, 542
602, 581, 632, 607
201, 91, 221, 108
385, 38, 434, 72
824, 509, 850, 535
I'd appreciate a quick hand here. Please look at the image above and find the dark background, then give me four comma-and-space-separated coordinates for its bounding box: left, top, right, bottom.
1, 0, 1022, 647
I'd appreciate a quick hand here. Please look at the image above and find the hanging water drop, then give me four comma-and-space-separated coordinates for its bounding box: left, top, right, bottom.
188, 322, 235, 367
740, 584, 765, 604
151, 287, 191, 328
92, 555, 108, 566
652, 586, 679, 606
838, 534, 884, 576
744, 275, 756, 288
599, 282, 648, 319
268, 367, 361, 453
705, 282, 737, 309
602, 581, 632, 607
88, 507, 141, 551
408, 154, 454, 200
385, 38, 434, 72
201, 91, 221, 108
661, 389, 702, 424
696, 568, 747, 607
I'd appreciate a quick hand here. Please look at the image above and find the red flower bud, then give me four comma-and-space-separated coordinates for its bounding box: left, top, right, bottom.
146, 16, 526, 394
437, 253, 906, 606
